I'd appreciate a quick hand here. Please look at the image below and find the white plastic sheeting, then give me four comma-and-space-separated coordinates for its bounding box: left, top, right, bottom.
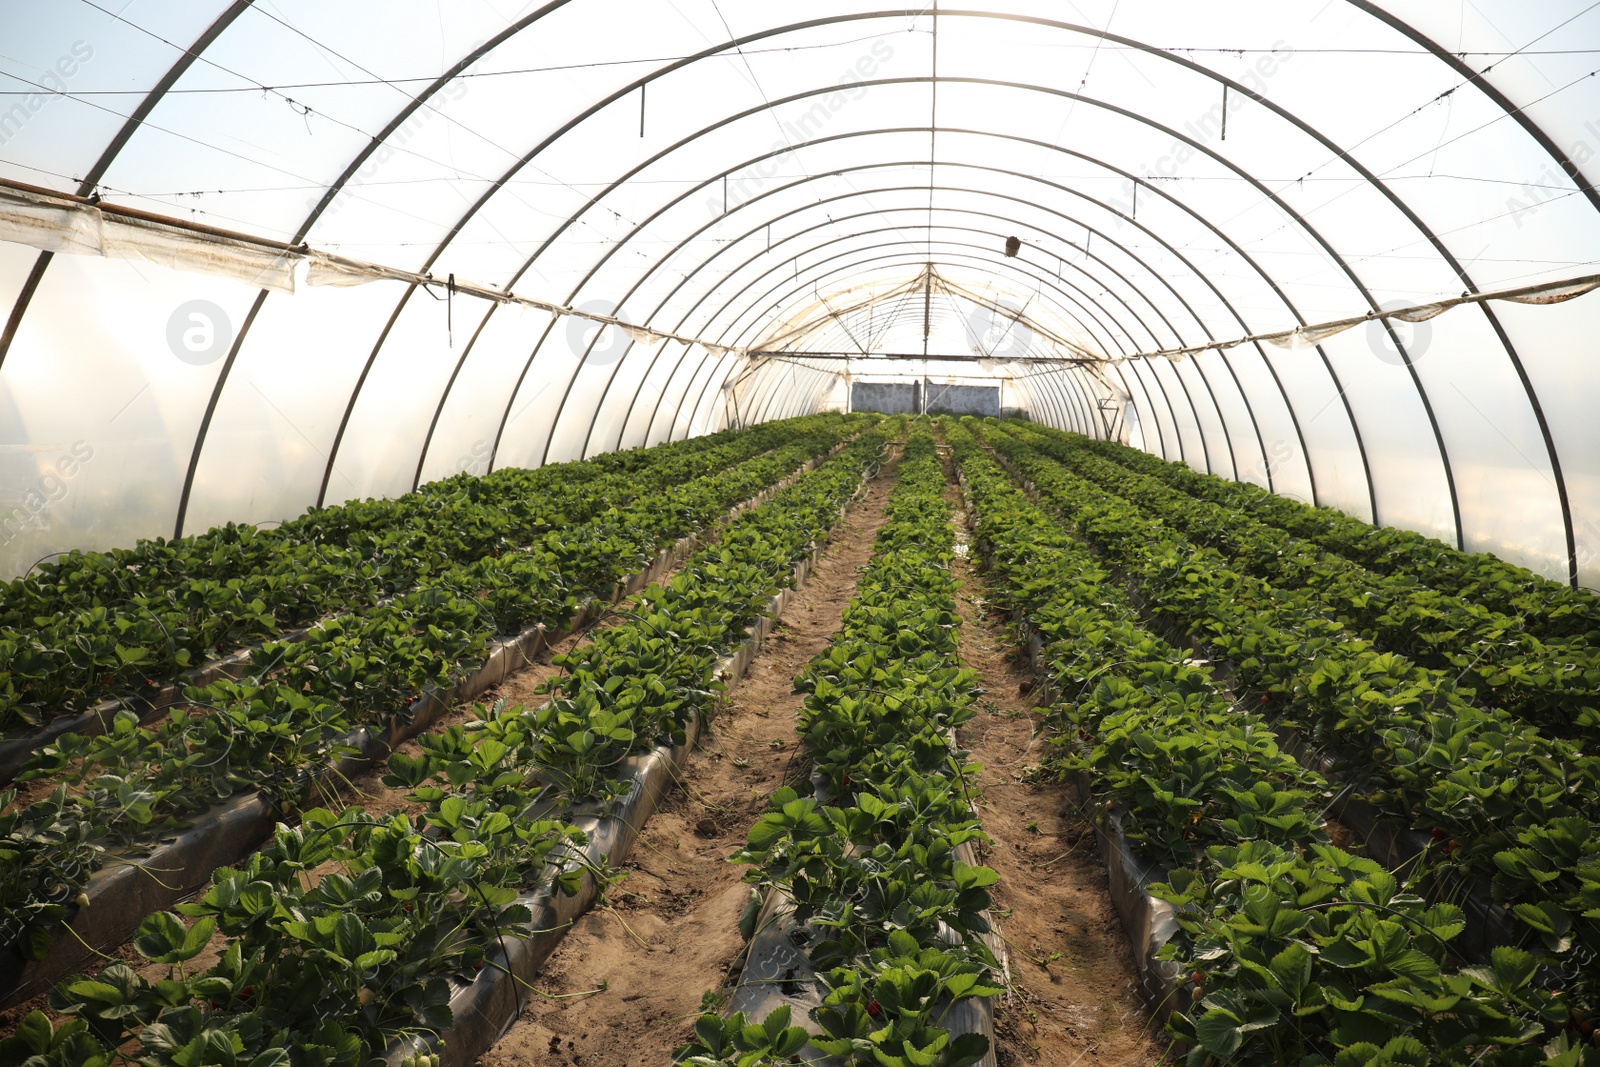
0, 185, 297, 292
0, 0, 1598, 585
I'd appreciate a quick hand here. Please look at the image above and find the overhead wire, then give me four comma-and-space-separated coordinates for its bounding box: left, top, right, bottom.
7, 3, 1597, 368
8, 36, 1600, 99
62, 0, 675, 258
1193, 0, 1600, 272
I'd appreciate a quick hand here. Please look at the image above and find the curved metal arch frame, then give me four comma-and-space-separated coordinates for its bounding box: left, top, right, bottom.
742, 360, 838, 429
342, 71, 1320, 519
419, 2, 1584, 563
700, 240, 1134, 369
743, 202, 1175, 351
654, 250, 1104, 441
5, 6, 1582, 581
411, 71, 1368, 512
379, 10, 1559, 547
589, 166, 1277, 484
452, 97, 1371, 516
700, 244, 1137, 434
522, 209, 1140, 474
665, 242, 1136, 439
0, 0, 258, 365
548, 136, 1330, 499
717, 220, 1150, 354
146, 3, 593, 525
704, 232, 1171, 445
1345, 0, 1599, 220
718, 250, 1179, 464
277, 19, 1580, 575
886, 12, 1581, 556
642, 344, 721, 447
598, 193, 1126, 456
644, 237, 1182, 467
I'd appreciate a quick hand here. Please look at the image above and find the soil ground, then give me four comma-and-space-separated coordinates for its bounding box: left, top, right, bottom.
478, 456, 900, 1067
941, 463, 1169, 1067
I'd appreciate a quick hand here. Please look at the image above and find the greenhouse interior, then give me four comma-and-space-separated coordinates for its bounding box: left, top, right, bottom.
2, 2, 1599, 1065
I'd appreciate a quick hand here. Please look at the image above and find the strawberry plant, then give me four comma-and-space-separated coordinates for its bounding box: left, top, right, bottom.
674, 1004, 811, 1066
0, 422, 882, 968
1074, 428, 1600, 642
1002, 421, 1600, 746
0, 413, 874, 735
31, 427, 888, 1065
810, 934, 1000, 1067
698, 426, 1002, 1067
943, 417, 1596, 1064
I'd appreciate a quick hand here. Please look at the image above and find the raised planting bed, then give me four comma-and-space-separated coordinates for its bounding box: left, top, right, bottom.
686, 430, 1007, 1067
386, 538, 840, 1067
13, 431, 888, 1067
979, 435, 1545, 975
0, 443, 854, 1009
947, 418, 1585, 1066
0, 414, 873, 777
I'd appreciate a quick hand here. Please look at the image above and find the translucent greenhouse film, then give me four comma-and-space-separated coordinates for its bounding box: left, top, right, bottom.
0, 0, 1595, 588
2, 2, 1600, 1063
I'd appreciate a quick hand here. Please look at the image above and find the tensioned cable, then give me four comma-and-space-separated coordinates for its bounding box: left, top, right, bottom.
0, 32, 926, 95
1263, 0, 1600, 193
7, 38, 1598, 97
64, 0, 662, 249
15, 172, 1593, 196
1195, 9, 1600, 269
236, 1, 643, 244
1222, 59, 1600, 258
695, 0, 929, 269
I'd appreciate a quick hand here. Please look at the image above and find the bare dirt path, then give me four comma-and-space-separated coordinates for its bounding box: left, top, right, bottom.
942, 458, 1169, 1067
477, 457, 900, 1067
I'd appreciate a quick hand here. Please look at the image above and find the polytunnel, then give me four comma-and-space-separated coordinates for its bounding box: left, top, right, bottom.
8, 4, 1600, 1066
1, 1, 1599, 585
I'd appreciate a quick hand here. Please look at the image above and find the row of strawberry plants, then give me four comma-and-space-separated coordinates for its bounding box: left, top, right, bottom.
2, 428, 892, 1067
1, 417, 839, 625
996, 421, 1599, 746
964, 420, 1600, 1044
1068, 428, 1600, 639
0, 413, 870, 736
679, 428, 1003, 1067
943, 418, 1589, 1066
0, 428, 860, 974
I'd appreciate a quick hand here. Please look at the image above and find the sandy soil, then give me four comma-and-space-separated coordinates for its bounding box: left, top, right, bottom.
941, 457, 1170, 1067
478, 460, 899, 1067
